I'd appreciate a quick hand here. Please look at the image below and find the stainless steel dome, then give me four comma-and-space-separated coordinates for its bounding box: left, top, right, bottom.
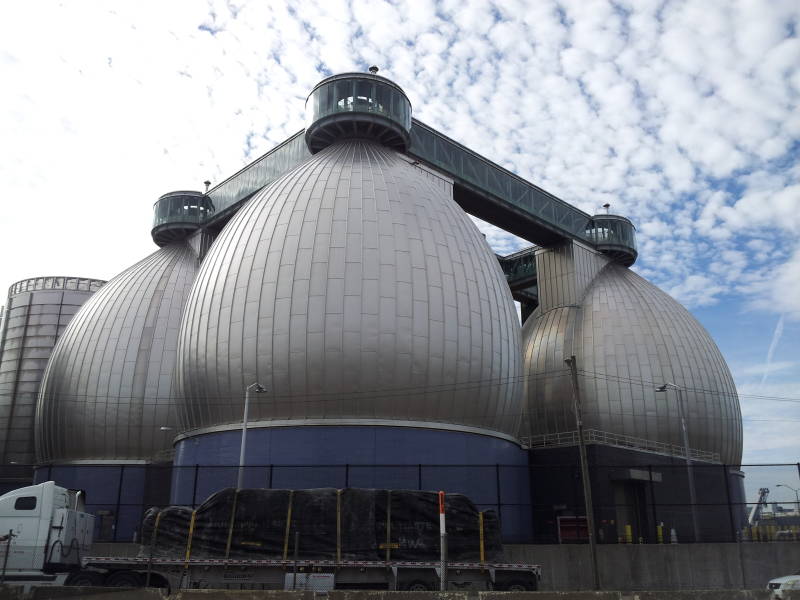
35, 242, 199, 462
176, 140, 522, 438
522, 262, 743, 464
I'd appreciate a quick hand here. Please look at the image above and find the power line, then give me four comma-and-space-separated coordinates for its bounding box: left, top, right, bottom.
3, 364, 798, 406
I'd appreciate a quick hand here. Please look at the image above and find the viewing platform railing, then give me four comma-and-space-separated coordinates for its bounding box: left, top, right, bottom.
522, 428, 722, 463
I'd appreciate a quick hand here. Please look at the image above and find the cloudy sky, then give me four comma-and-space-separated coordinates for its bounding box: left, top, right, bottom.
1, 1, 798, 502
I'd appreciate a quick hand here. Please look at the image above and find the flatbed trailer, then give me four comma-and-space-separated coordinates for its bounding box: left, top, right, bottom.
75, 555, 542, 592
0, 482, 541, 593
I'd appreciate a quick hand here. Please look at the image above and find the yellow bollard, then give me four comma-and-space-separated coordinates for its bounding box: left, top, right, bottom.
625, 524, 633, 544
656, 524, 664, 544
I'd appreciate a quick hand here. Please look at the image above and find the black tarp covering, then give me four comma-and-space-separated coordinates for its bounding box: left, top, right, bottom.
140, 488, 503, 561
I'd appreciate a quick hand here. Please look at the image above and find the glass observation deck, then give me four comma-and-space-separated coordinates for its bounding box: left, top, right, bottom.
151, 191, 213, 246
585, 214, 638, 266
305, 72, 412, 153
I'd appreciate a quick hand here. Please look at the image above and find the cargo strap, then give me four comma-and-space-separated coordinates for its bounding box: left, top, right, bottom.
385, 490, 392, 562
184, 510, 197, 567
282, 490, 294, 560
152, 510, 162, 546
145, 510, 162, 587
336, 489, 342, 563
479, 511, 485, 563
224, 489, 241, 560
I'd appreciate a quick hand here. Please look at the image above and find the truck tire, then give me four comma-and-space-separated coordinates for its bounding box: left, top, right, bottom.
501, 578, 536, 592
66, 571, 103, 586
404, 579, 433, 591
105, 570, 143, 587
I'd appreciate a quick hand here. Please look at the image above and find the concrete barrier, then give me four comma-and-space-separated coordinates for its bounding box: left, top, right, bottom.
329, 592, 470, 600
0, 584, 26, 599
629, 592, 772, 599
0, 588, 781, 600
482, 593, 624, 599
482, 593, 772, 600
504, 542, 800, 591
171, 592, 312, 600
30, 587, 164, 599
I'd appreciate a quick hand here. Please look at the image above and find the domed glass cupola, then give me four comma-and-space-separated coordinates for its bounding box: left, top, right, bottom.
151, 190, 212, 246
305, 67, 412, 153
585, 213, 638, 266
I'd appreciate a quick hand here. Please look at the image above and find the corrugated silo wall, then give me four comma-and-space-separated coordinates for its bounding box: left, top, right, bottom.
0, 277, 104, 469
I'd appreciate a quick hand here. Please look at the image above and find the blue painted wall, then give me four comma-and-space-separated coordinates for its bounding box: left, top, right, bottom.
172, 425, 532, 542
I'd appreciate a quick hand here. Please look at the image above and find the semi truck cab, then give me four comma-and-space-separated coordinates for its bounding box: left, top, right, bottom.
0, 482, 94, 581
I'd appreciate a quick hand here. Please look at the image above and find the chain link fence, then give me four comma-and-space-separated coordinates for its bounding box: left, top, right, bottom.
1, 461, 796, 545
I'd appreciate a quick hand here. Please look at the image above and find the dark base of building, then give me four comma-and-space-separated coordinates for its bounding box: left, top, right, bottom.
24, 437, 748, 545
172, 424, 532, 542
528, 444, 746, 544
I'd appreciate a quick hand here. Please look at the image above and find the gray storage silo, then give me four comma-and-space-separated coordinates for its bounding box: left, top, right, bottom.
0, 277, 105, 468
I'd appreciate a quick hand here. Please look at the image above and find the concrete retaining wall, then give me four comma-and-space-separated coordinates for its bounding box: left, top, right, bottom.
0, 589, 783, 599
505, 542, 800, 590
29, 587, 164, 599
482, 594, 772, 600
172, 593, 312, 600
481, 593, 624, 599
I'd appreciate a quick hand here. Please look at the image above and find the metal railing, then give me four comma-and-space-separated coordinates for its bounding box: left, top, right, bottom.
521, 428, 722, 463
7, 276, 106, 296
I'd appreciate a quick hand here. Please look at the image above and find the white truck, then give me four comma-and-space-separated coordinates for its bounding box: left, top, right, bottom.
0, 482, 541, 593
0, 481, 93, 587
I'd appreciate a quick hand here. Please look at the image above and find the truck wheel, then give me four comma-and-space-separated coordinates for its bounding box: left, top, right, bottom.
405, 579, 432, 591
66, 571, 102, 586
502, 578, 534, 592
105, 570, 143, 587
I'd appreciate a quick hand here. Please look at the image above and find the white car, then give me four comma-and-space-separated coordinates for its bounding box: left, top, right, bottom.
768, 572, 800, 598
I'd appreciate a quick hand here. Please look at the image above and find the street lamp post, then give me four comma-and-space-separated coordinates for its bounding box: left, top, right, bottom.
565, 356, 600, 590
776, 484, 800, 514
237, 382, 266, 490
656, 382, 700, 542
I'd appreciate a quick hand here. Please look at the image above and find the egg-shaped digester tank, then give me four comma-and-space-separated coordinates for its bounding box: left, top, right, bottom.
522, 262, 742, 465
175, 139, 522, 437
35, 242, 199, 463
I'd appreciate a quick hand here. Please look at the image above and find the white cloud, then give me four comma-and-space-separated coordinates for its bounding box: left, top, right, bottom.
665, 274, 727, 308
740, 361, 796, 377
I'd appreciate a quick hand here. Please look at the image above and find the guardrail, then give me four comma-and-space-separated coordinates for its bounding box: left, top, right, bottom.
521, 428, 722, 463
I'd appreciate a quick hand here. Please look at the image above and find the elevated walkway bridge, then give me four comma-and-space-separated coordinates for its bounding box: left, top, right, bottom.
151, 119, 637, 306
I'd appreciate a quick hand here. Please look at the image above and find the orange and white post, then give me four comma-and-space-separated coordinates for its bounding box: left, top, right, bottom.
439, 490, 447, 591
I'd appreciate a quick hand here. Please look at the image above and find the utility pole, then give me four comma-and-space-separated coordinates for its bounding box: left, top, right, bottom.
237, 382, 266, 490
565, 355, 600, 590
656, 382, 700, 542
